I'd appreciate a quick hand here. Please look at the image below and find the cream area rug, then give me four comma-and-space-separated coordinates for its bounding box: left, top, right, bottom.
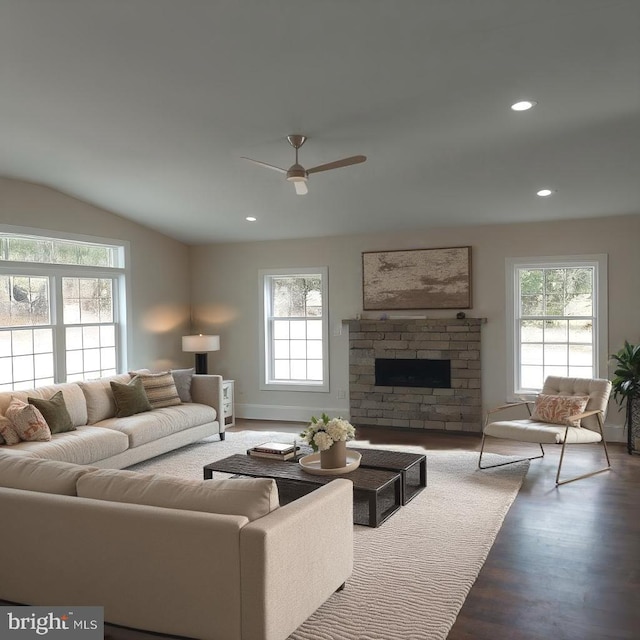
128, 431, 529, 640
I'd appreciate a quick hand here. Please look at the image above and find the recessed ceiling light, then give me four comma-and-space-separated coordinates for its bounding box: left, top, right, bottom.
536, 188, 554, 197
245, 216, 257, 222
511, 100, 537, 111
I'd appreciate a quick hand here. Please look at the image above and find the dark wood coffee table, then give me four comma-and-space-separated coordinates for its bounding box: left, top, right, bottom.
286, 445, 427, 505
350, 448, 427, 505
203, 454, 402, 527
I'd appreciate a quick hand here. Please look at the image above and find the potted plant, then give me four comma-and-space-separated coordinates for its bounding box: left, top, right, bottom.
610, 340, 640, 455
301, 413, 356, 469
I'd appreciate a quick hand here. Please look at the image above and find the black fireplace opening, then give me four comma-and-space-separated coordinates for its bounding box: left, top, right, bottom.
375, 358, 451, 389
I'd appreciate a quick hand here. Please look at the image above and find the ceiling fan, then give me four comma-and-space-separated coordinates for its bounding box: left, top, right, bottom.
241, 135, 366, 195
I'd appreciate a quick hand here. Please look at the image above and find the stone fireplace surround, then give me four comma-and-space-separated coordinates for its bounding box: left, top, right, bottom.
346, 317, 485, 432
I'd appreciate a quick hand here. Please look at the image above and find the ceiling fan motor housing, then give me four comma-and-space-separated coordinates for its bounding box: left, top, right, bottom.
286, 164, 308, 181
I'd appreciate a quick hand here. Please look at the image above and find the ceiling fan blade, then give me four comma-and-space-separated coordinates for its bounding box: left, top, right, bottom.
307, 155, 366, 174
294, 180, 308, 195
240, 157, 287, 174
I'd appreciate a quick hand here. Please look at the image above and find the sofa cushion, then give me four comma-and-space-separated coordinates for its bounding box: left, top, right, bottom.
6, 398, 51, 441
171, 368, 194, 403
0, 456, 98, 495
95, 403, 217, 448
79, 373, 131, 424
135, 371, 182, 409
77, 469, 279, 521
111, 377, 152, 418
0, 383, 88, 428
0, 416, 21, 446
28, 391, 75, 434
3, 426, 130, 465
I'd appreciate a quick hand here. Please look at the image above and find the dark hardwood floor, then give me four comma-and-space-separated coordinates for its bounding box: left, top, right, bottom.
356, 423, 640, 640
13, 419, 640, 640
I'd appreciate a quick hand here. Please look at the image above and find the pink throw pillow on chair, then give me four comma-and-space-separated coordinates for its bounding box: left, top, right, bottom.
531, 394, 590, 427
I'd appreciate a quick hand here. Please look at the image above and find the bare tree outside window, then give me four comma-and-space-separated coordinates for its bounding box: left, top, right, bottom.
261, 269, 328, 391
0, 231, 126, 389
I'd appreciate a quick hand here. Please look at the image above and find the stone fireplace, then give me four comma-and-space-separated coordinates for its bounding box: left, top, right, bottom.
346, 317, 485, 432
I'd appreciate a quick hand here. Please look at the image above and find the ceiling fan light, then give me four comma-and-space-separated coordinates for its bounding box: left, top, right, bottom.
293, 180, 308, 195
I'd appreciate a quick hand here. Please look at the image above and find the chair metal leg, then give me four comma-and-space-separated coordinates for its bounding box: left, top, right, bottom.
555, 415, 612, 485
478, 432, 545, 469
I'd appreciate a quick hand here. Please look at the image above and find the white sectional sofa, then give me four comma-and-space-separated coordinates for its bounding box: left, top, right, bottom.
0, 372, 224, 467
0, 456, 354, 640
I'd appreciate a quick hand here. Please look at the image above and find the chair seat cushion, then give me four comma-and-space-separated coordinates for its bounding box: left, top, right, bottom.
485, 419, 603, 444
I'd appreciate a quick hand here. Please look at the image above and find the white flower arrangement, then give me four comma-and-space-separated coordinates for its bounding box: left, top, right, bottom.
301, 413, 356, 452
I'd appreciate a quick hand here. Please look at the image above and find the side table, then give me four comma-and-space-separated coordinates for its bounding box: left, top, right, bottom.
222, 379, 235, 428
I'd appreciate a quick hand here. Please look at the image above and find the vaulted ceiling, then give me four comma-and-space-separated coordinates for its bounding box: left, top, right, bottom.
1, 1, 639, 244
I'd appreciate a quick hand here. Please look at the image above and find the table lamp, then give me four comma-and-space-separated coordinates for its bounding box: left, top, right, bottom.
182, 334, 220, 374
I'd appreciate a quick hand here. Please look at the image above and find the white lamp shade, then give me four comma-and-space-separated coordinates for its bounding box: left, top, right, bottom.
182, 334, 220, 353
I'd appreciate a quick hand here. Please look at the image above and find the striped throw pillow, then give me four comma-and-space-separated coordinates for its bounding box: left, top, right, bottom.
135, 371, 182, 409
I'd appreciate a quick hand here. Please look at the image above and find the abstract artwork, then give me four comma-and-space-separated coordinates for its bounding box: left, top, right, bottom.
362, 246, 472, 310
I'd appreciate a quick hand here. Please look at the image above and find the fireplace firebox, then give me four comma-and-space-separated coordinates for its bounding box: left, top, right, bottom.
375, 358, 451, 389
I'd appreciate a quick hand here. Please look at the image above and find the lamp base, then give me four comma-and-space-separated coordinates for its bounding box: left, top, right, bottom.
194, 353, 208, 375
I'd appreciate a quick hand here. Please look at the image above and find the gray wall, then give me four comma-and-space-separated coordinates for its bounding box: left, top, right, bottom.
4, 176, 636, 439
191, 213, 640, 439
0, 177, 192, 371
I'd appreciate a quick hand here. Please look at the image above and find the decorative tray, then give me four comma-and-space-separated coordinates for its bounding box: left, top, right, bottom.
299, 451, 362, 476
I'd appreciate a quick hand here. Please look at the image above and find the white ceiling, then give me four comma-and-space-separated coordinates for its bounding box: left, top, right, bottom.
1, 0, 639, 245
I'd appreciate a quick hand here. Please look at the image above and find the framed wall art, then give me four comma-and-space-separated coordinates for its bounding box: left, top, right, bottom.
362, 246, 472, 310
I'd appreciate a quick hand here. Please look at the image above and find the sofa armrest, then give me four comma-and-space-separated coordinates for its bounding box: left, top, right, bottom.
0, 487, 247, 640
240, 479, 353, 640
191, 374, 223, 427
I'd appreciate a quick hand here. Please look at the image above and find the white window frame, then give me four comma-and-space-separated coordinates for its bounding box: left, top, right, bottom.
259, 266, 329, 392
0, 225, 130, 387
506, 254, 608, 401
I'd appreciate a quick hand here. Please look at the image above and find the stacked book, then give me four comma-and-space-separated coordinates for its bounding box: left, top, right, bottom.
247, 441, 301, 461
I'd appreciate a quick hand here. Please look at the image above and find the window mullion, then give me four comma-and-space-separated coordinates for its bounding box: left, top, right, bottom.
52, 275, 66, 384
111, 277, 120, 374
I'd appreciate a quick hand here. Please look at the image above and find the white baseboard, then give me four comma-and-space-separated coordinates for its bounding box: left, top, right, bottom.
603, 423, 625, 443
236, 403, 350, 423
237, 404, 628, 442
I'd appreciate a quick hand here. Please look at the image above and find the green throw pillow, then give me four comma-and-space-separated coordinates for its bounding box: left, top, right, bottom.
110, 376, 152, 418
28, 391, 75, 434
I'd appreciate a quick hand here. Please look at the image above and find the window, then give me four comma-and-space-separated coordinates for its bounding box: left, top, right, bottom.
260, 267, 329, 391
506, 255, 607, 398
0, 229, 128, 390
